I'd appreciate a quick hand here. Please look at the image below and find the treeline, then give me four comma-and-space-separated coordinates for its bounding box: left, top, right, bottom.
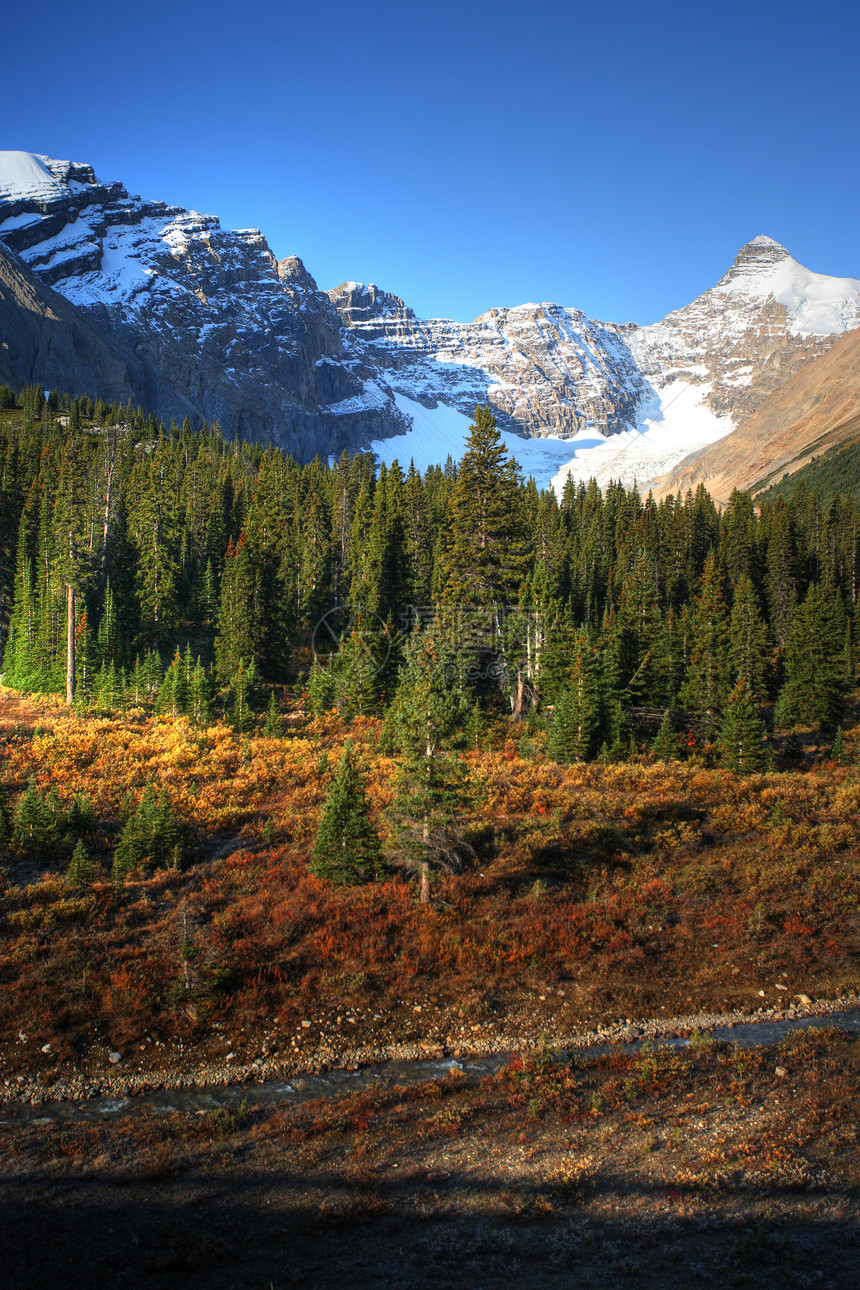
0, 388, 857, 762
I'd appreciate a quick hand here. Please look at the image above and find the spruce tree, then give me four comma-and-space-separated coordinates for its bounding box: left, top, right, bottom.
386, 623, 472, 902
547, 633, 599, 763
188, 657, 213, 727
13, 779, 58, 855
441, 407, 528, 690
67, 840, 95, 891
310, 741, 385, 885
718, 678, 766, 772
651, 709, 680, 761
113, 783, 192, 880
264, 690, 282, 737
728, 574, 770, 699
613, 555, 669, 706
229, 657, 259, 732
680, 551, 731, 735
774, 583, 847, 728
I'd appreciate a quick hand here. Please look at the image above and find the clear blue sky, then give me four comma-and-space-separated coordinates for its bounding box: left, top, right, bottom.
5, 0, 858, 324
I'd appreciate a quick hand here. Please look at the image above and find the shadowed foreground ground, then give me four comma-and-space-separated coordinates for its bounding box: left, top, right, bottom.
1, 1028, 857, 1288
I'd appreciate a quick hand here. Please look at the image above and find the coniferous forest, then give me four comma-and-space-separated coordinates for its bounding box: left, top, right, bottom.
1, 384, 857, 753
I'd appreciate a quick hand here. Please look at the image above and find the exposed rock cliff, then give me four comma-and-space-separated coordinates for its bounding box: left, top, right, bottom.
2, 153, 859, 481
0, 240, 192, 417
0, 152, 406, 457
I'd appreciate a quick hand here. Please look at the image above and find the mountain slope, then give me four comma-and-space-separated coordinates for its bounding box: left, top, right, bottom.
648, 325, 860, 503
0, 240, 193, 416
1, 152, 859, 483
0, 152, 405, 457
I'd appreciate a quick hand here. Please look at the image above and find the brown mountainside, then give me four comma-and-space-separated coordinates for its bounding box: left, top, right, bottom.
648, 326, 860, 503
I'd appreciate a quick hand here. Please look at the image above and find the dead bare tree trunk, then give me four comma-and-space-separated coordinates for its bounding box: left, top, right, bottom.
420, 816, 431, 904
66, 583, 75, 707
512, 665, 526, 720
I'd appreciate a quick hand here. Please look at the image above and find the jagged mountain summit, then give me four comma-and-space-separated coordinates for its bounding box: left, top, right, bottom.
0, 151, 406, 458
1, 152, 858, 488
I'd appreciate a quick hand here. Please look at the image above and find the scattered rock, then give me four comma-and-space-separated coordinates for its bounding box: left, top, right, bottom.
775, 1066, 788, 1078
796, 994, 812, 1005
40, 1043, 52, 1055
301, 1020, 312, 1029
108, 1052, 122, 1065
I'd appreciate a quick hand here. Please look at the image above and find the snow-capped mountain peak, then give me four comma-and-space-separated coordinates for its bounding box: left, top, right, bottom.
715, 235, 860, 337
1, 149, 858, 493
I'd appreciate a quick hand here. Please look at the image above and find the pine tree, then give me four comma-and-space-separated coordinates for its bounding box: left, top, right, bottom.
128, 436, 180, 629
188, 657, 213, 727
718, 678, 766, 772
331, 611, 389, 718
264, 690, 282, 737
386, 623, 472, 902
310, 741, 385, 885
830, 727, 846, 765
441, 407, 528, 691
113, 783, 192, 881
307, 655, 338, 716
156, 648, 190, 718
13, 779, 59, 855
728, 574, 770, 699
229, 657, 259, 732
613, 555, 670, 706
67, 840, 95, 891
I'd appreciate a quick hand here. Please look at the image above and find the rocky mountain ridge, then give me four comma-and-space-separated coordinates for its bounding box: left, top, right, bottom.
1, 152, 859, 477
0, 151, 406, 459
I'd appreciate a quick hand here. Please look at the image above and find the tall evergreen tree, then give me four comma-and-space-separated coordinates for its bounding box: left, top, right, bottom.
680, 552, 731, 734
718, 678, 766, 772
386, 623, 471, 902
548, 633, 599, 763
728, 574, 771, 699
774, 583, 847, 728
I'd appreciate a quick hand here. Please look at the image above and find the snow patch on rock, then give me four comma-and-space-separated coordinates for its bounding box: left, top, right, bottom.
551, 380, 734, 494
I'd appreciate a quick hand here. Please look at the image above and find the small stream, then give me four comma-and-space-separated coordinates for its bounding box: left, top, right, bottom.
5, 1007, 859, 1128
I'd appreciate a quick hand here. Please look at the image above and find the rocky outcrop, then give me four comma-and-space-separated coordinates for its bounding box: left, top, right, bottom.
627, 236, 859, 426
328, 281, 648, 437
330, 235, 860, 449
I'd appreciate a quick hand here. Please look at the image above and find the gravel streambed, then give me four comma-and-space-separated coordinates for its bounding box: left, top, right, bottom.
2, 992, 858, 1123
